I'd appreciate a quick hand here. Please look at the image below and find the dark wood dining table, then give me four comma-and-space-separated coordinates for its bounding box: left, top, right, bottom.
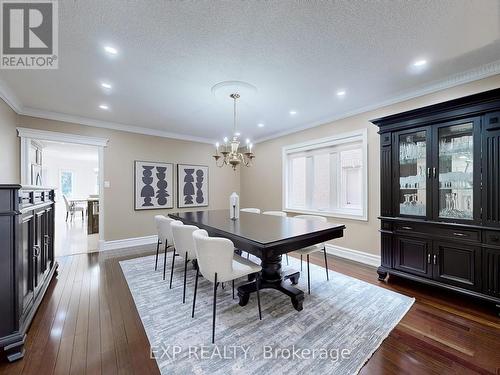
169, 210, 345, 311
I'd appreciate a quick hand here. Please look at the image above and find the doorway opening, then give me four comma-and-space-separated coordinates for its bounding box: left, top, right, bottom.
17, 127, 108, 257
43, 141, 100, 255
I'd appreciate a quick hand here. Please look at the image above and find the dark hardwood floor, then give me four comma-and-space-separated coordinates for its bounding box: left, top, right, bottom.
0, 247, 499, 375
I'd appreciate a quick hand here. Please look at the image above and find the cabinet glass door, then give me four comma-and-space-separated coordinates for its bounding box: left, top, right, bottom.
398, 130, 427, 216
437, 123, 474, 220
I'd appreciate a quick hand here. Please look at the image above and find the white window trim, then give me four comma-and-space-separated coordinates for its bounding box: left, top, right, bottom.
282, 129, 368, 221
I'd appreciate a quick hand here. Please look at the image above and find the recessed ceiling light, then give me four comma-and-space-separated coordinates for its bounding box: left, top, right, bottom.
413, 59, 427, 67
257, 123, 265, 128
336, 90, 346, 97
99, 104, 109, 110
289, 110, 297, 115
104, 45, 118, 55
101, 82, 112, 89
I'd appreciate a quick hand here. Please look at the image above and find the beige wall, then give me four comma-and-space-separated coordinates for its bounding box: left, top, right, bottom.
240, 74, 500, 256
0, 99, 20, 183
2, 75, 499, 247
1, 114, 240, 241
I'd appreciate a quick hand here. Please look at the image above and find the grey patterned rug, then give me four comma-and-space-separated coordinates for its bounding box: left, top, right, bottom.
120, 253, 414, 375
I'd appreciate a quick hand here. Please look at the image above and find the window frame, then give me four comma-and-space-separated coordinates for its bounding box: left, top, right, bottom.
282, 129, 368, 221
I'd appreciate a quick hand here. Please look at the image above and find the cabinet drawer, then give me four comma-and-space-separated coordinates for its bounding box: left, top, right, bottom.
19, 191, 31, 206
484, 230, 500, 246
394, 222, 429, 235
434, 227, 481, 242
394, 222, 480, 242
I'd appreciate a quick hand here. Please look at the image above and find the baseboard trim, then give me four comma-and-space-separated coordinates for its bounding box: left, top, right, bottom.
100, 235, 158, 251
325, 244, 380, 268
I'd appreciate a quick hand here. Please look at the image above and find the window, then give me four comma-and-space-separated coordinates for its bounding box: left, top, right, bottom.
283, 130, 367, 220
60, 171, 74, 196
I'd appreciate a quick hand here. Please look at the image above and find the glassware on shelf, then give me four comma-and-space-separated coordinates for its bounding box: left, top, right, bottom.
398, 130, 427, 216
438, 122, 474, 220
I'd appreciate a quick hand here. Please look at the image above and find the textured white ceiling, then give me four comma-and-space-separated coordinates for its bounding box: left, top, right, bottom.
1, 0, 499, 143
42, 141, 99, 162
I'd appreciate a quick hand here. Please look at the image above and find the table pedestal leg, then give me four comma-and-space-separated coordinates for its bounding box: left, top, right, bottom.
237, 254, 304, 312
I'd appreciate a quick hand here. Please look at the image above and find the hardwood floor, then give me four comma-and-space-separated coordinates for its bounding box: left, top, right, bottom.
0, 247, 498, 375
55, 201, 99, 257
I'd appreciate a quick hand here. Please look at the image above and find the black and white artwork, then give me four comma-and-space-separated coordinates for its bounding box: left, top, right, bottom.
134, 161, 174, 210
177, 164, 209, 208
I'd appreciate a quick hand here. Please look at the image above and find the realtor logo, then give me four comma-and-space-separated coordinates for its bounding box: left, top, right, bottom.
1, 0, 58, 69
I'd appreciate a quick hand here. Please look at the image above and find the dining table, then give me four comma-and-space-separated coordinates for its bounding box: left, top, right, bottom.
169, 210, 345, 311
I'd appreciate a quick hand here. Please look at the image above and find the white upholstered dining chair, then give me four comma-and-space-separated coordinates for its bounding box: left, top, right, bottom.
240, 208, 261, 214
239, 208, 261, 258
62, 195, 84, 222
262, 210, 290, 263
192, 229, 262, 344
262, 210, 287, 217
292, 214, 330, 294
154, 215, 176, 280
170, 221, 199, 303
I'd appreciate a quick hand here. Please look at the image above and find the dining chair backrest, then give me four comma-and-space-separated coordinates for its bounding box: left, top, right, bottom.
155, 215, 177, 245
62, 195, 71, 211
294, 214, 328, 223
171, 221, 199, 260
192, 229, 235, 283
240, 208, 261, 214
262, 210, 287, 217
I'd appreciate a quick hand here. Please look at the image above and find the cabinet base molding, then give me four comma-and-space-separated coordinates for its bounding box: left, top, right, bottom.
383, 267, 500, 306
1, 334, 25, 362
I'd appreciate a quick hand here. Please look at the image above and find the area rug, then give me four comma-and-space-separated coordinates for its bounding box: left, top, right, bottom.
120, 254, 414, 375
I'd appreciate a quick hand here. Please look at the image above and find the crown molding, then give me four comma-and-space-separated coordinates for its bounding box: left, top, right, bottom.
0, 79, 23, 113
0, 78, 215, 145
18, 107, 216, 144
17, 127, 109, 147
254, 60, 500, 143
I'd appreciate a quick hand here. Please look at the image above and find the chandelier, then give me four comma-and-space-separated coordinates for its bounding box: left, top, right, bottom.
213, 93, 255, 170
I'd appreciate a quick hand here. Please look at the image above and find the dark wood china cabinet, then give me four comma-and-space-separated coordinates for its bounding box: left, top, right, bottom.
0, 185, 57, 361
371, 89, 500, 314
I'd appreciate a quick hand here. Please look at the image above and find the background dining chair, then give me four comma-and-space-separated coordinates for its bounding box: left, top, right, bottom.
171, 221, 199, 303
154, 215, 176, 280
192, 229, 262, 343
239, 208, 261, 258
240, 208, 261, 214
292, 214, 329, 294
262, 210, 289, 263
62, 195, 84, 222
262, 210, 287, 217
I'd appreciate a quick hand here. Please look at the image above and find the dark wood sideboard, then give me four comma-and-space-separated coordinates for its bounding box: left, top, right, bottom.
371, 88, 500, 315
0, 185, 58, 361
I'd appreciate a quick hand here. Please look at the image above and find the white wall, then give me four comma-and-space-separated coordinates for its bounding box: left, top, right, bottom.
42, 144, 99, 199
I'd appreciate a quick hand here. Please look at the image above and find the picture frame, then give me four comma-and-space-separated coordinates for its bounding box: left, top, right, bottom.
177, 164, 209, 208
134, 161, 174, 210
